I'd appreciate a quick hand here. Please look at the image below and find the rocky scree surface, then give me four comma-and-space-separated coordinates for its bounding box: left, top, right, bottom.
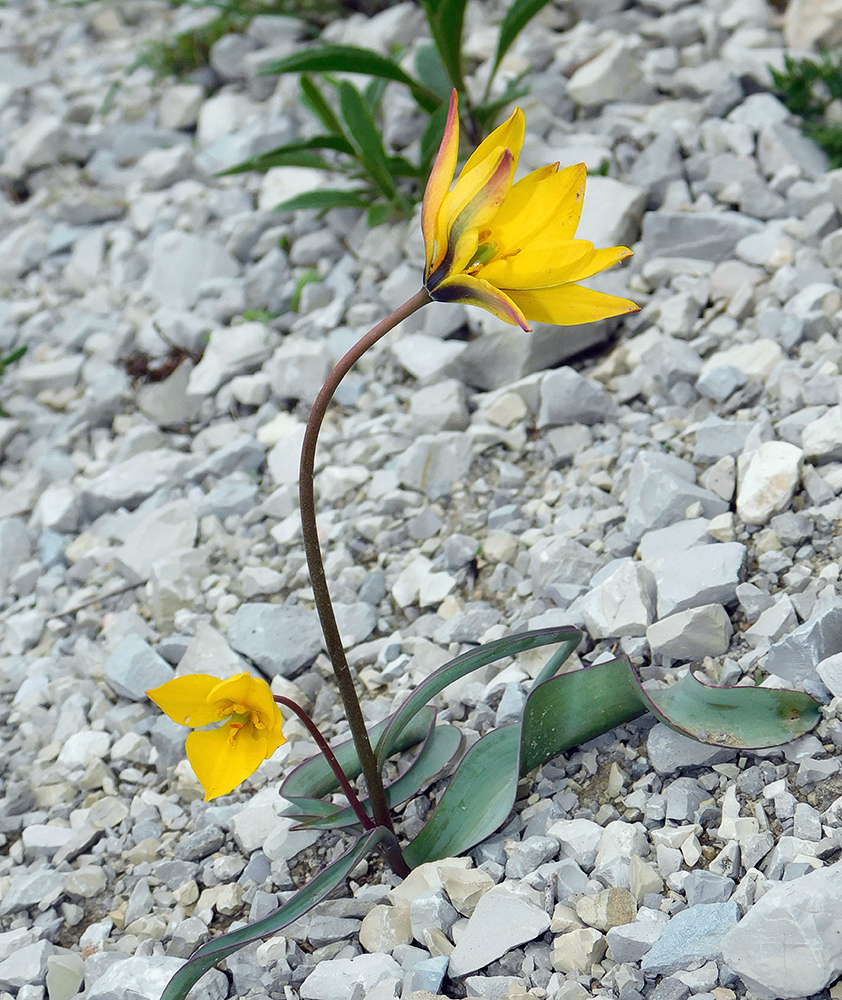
2, 0, 842, 999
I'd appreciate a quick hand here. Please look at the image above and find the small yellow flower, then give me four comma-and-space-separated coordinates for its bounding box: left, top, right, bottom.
147, 672, 286, 801
422, 91, 639, 331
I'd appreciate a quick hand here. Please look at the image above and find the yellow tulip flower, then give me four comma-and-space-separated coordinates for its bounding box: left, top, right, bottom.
147, 671, 286, 801
422, 91, 639, 331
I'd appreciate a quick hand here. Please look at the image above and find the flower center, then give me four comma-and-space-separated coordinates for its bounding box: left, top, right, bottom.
466, 240, 498, 272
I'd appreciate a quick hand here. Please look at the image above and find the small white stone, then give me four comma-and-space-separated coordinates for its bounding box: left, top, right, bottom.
736, 440, 802, 525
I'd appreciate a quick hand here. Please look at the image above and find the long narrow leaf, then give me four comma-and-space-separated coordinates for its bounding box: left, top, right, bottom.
297, 724, 464, 831
490, 0, 554, 82
272, 189, 372, 213
258, 45, 440, 112
282, 706, 436, 801
300, 74, 346, 136
519, 656, 646, 774
404, 655, 647, 866
337, 81, 397, 201
376, 627, 582, 766
418, 0, 468, 93
403, 726, 518, 867
217, 136, 354, 176
640, 669, 820, 747
160, 828, 398, 1000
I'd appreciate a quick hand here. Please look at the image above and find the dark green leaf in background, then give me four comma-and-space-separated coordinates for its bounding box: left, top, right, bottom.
258, 44, 440, 111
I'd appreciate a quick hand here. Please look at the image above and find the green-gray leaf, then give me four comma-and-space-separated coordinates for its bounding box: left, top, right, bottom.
490, 0, 554, 81
641, 669, 821, 747
272, 189, 373, 213
282, 706, 436, 801
258, 45, 439, 112
217, 136, 355, 176
160, 828, 398, 1000
337, 80, 397, 201
418, 0, 468, 93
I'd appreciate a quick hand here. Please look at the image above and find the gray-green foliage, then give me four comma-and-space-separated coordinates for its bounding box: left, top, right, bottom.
770, 50, 842, 168
222, 0, 557, 224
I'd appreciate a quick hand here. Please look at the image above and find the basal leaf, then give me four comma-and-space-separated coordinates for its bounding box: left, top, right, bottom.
160, 828, 398, 1000
272, 189, 372, 213
300, 74, 346, 136
282, 706, 436, 801
414, 43, 453, 101
337, 80, 397, 201
491, 0, 554, 82
376, 627, 582, 766
418, 0, 468, 93
217, 136, 354, 176
520, 656, 647, 774
258, 45, 439, 112
299, 723, 464, 831
640, 669, 820, 748
402, 725, 519, 867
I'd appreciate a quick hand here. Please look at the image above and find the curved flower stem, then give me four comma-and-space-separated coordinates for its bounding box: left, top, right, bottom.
273, 695, 374, 832
299, 287, 432, 849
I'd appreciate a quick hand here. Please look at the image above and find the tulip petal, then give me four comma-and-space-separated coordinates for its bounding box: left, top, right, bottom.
459, 107, 525, 180
507, 282, 640, 326
481, 242, 633, 289
147, 674, 220, 728
422, 90, 460, 278
208, 671, 278, 727
428, 148, 515, 290
491, 162, 587, 253
186, 723, 269, 801
432, 273, 530, 330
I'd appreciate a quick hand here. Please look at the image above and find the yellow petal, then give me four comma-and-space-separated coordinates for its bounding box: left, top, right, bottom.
186, 723, 269, 801
432, 272, 529, 330
147, 674, 220, 728
446, 148, 516, 279
481, 242, 633, 289
422, 90, 460, 278
507, 282, 640, 326
208, 671, 276, 726
428, 148, 515, 290
491, 162, 586, 254
459, 106, 525, 180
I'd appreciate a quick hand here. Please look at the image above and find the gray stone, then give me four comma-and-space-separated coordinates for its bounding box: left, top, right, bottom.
578, 559, 657, 639
200, 478, 259, 519
641, 902, 740, 975
398, 432, 473, 499
85, 955, 191, 1000
641, 212, 763, 263
647, 604, 733, 660
264, 338, 333, 407
646, 723, 736, 775
175, 825, 225, 861
538, 367, 617, 427
624, 451, 728, 542
605, 909, 669, 964
454, 321, 613, 392
763, 590, 842, 685
105, 634, 175, 701
448, 888, 552, 977
79, 449, 192, 519
721, 861, 842, 999
683, 871, 734, 905
408, 378, 470, 433
300, 953, 402, 1000
817, 651, 842, 698
187, 322, 275, 396
0, 518, 30, 597
228, 602, 323, 678
653, 542, 745, 617
143, 230, 239, 310
530, 537, 605, 606
0, 940, 52, 990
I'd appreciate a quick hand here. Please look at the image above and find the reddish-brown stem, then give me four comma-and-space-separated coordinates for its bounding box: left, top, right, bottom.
273, 695, 374, 831
298, 288, 431, 851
